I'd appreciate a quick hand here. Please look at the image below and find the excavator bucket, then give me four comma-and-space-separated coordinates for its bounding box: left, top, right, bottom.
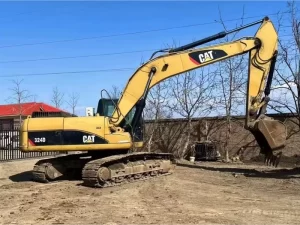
255, 119, 287, 150
249, 117, 287, 167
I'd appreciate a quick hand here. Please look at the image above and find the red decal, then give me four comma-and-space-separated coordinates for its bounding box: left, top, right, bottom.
189, 56, 200, 65
28, 139, 35, 146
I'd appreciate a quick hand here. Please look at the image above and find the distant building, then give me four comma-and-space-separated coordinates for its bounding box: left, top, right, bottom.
0, 102, 71, 129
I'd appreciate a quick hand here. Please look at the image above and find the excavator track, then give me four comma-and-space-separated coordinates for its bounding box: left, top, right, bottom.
81, 152, 176, 188
32, 153, 92, 183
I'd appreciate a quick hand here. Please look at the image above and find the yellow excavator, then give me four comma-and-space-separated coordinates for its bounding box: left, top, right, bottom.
19, 16, 287, 188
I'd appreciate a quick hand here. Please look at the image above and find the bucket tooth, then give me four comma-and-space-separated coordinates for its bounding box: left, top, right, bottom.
264, 151, 282, 167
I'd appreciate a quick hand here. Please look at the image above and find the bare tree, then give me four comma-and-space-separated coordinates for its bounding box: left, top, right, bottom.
51, 86, 64, 108
144, 82, 172, 120
108, 85, 122, 99
167, 68, 216, 159
6, 79, 33, 126
66, 92, 80, 115
144, 81, 172, 152
125, 55, 172, 152
213, 7, 248, 162
32, 94, 38, 102
268, 1, 300, 139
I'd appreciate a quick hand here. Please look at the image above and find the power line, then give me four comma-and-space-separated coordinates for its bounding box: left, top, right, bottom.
0, 49, 158, 64
0, 34, 296, 64
0, 68, 135, 78
0, 10, 293, 49
1, 51, 299, 78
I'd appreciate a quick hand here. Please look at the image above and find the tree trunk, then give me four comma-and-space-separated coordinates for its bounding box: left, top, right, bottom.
181, 119, 191, 159
224, 116, 232, 162
225, 148, 229, 162
147, 133, 153, 152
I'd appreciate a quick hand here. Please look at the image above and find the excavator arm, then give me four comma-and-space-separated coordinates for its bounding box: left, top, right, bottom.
110, 17, 287, 165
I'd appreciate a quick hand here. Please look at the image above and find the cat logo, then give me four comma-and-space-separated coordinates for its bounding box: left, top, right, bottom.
198, 50, 214, 63
189, 49, 227, 65
83, 135, 95, 143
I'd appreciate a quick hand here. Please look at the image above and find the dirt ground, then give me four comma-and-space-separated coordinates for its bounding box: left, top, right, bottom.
0, 156, 300, 225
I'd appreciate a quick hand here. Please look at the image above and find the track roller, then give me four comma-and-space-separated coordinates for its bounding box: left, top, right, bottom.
82, 152, 176, 188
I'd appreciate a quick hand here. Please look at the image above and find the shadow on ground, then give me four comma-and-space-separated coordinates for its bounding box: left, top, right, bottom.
9, 171, 33, 182
8, 170, 82, 183
177, 162, 300, 179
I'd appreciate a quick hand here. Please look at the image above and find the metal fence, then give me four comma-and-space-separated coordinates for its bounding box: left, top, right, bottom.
0, 127, 61, 162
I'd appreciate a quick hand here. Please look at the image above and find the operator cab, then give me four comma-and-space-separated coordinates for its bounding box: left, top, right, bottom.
96, 98, 144, 142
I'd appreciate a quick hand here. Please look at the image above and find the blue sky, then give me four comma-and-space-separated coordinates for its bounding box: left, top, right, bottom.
0, 1, 297, 116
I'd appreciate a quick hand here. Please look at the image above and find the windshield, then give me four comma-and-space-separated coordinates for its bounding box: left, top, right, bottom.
97, 98, 135, 125
105, 104, 116, 117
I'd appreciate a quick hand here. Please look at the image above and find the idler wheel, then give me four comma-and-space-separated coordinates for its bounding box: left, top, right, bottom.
45, 164, 64, 181
97, 167, 110, 182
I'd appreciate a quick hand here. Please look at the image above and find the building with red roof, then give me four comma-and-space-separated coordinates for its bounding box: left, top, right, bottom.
0, 102, 71, 129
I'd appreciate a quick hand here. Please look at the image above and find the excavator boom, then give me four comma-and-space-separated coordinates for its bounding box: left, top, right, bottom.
110, 17, 287, 165
111, 17, 274, 127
